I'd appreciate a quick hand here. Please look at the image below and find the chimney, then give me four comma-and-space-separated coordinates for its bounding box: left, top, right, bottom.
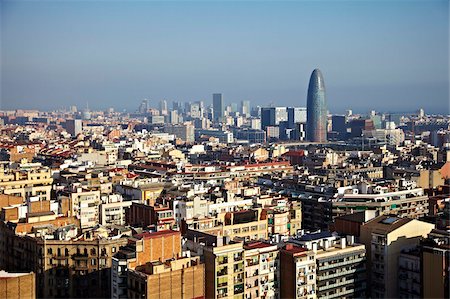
340, 238, 346, 249
312, 243, 318, 253
286, 243, 294, 250
323, 239, 330, 251
346, 235, 355, 246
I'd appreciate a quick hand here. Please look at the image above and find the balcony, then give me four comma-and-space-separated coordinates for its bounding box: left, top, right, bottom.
72, 253, 89, 260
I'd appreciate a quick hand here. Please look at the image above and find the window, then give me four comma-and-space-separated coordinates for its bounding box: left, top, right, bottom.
112, 247, 116, 253
48, 248, 53, 255
91, 259, 97, 266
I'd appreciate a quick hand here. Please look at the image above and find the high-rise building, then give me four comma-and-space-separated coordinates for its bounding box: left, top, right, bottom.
280, 243, 316, 299
159, 99, 168, 115
261, 107, 288, 130
360, 215, 435, 298
306, 69, 327, 142
287, 107, 307, 128
204, 240, 245, 299
65, 119, 82, 137
213, 93, 224, 122
139, 99, 149, 114
421, 229, 450, 299
241, 100, 250, 117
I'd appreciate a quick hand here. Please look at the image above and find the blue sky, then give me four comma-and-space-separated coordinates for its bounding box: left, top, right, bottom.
1, 0, 449, 113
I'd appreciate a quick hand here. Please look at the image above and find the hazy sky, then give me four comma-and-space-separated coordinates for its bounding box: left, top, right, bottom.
1, 0, 449, 113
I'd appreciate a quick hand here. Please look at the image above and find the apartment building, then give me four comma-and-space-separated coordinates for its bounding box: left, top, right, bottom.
243, 241, 279, 299
127, 256, 204, 299
333, 187, 429, 219
0, 271, 36, 299
421, 229, 450, 299
221, 209, 268, 241
0, 166, 53, 201
287, 232, 367, 299
289, 201, 302, 236
111, 230, 182, 299
279, 244, 316, 299
65, 189, 101, 229
99, 201, 132, 226
204, 240, 245, 299
314, 238, 366, 298
0, 222, 128, 298
360, 215, 435, 298
398, 248, 421, 298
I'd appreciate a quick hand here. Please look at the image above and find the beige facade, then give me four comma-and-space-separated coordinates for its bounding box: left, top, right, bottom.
0, 167, 52, 201
0, 271, 36, 299
204, 241, 245, 299
127, 257, 204, 299
243, 241, 279, 299
360, 215, 435, 298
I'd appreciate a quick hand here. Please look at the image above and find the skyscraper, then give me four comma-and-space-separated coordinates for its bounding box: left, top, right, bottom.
213, 93, 224, 122
306, 69, 327, 142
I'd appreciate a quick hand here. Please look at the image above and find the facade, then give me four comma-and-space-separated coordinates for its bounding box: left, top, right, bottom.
0, 271, 36, 299
0, 166, 53, 201
261, 107, 288, 130
213, 93, 224, 122
204, 240, 245, 299
360, 215, 435, 298
243, 241, 279, 299
398, 248, 421, 298
280, 244, 316, 299
306, 69, 327, 142
127, 257, 205, 299
65, 119, 82, 137
163, 123, 195, 143
315, 239, 366, 298
421, 229, 450, 299
99, 201, 132, 226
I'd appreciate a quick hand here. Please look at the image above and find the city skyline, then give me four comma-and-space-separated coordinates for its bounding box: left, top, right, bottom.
1, 0, 449, 113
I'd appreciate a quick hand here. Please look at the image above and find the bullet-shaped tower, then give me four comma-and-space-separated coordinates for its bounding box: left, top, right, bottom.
307, 69, 327, 142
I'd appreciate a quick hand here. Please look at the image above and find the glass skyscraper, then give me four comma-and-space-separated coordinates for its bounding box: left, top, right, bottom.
213, 93, 224, 122
307, 69, 327, 142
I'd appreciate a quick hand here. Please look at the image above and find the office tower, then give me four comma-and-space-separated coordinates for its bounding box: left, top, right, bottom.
287, 107, 307, 128
172, 101, 182, 113
360, 215, 435, 298
189, 102, 202, 119
169, 110, 179, 124
261, 107, 288, 129
70, 105, 78, 113
250, 118, 261, 130
65, 119, 82, 137
159, 99, 168, 115
230, 103, 238, 113
139, 99, 149, 114
213, 93, 224, 122
331, 115, 347, 140
307, 69, 327, 142
241, 100, 250, 116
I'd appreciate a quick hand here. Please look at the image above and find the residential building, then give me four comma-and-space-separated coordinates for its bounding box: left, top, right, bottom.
243, 241, 279, 299
360, 215, 435, 298
204, 239, 245, 299
127, 256, 205, 299
0, 271, 36, 299
280, 244, 316, 299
